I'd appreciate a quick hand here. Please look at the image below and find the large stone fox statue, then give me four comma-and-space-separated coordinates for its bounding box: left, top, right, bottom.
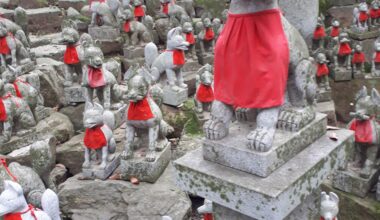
0, 180, 61, 220
205, 0, 317, 152
89, 0, 121, 27
145, 27, 189, 91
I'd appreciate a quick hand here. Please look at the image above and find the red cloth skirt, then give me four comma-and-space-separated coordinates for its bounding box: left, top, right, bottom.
313, 26, 326, 39
338, 43, 351, 56
359, 11, 368, 22
87, 66, 106, 88
317, 63, 329, 77
64, 44, 79, 65
214, 9, 289, 108
0, 98, 7, 122
0, 36, 10, 55
134, 6, 145, 18
186, 32, 195, 45
375, 52, 380, 63
330, 27, 340, 37
352, 52, 365, 64
128, 97, 154, 120
197, 84, 214, 103
84, 126, 107, 150
349, 119, 375, 144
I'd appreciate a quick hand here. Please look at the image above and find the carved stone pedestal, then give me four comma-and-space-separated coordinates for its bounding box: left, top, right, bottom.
332, 68, 352, 81
64, 84, 86, 104
88, 26, 123, 54
333, 163, 380, 198
353, 69, 365, 79
82, 153, 120, 180
174, 125, 354, 220
120, 139, 171, 183
163, 85, 188, 107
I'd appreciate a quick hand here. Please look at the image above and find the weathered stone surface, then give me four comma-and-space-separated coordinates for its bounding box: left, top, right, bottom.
174, 130, 354, 220
316, 101, 337, 126
64, 85, 86, 104
36, 63, 66, 107
279, 0, 319, 43
30, 136, 57, 182
30, 32, 62, 48
36, 112, 74, 144
330, 0, 356, 6
327, 6, 355, 28
8, 0, 51, 9
56, 133, 84, 175
317, 88, 332, 103
82, 153, 121, 180
348, 29, 380, 41
0, 162, 46, 207
58, 0, 86, 11
0, 8, 13, 19
31, 44, 66, 61
163, 86, 188, 107
120, 140, 171, 183
59, 103, 85, 132
203, 113, 327, 177
97, 40, 124, 55
332, 68, 352, 81
88, 26, 120, 41
26, 7, 63, 34
172, 134, 202, 160
47, 164, 69, 192
58, 164, 192, 220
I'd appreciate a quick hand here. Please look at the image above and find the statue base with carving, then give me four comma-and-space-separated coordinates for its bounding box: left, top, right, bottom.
82, 153, 121, 180
162, 85, 188, 107
88, 26, 123, 54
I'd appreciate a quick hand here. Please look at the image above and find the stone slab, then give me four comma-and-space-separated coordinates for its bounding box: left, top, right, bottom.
0, 128, 49, 155
58, 0, 86, 11
82, 153, 121, 180
316, 101, 337, 126
332, 68, 352, 81
203, 113, 327, 177
333, 164, 380, 198
64, 85, 86, 104
26, 7, 62, 34
31, 44, 66, 61
163, 86, 188, 107
198, 53, 214, 65
120, 140, 171, 183
123, 57, 145, 70
30, 32, 62, 48
317, 88, 332, 103
88, 26, 121, 41
348, 29, 380, 41
327, 6, 355, 28
98, 39, 123, 55
174, 129, 354, 220
123, 46, 144, 60
113, 104, 127, 128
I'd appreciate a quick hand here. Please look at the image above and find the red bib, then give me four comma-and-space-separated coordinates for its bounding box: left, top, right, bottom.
64, 44, 79, 65
359, 11, 368, 22
352, 52, 365, 64
204, 27, 215, 41
87, 66, 106, 88
186, 32, 195, 45
4, 204, 37, 220
214, 9, 289, 108
330, 26, 340, 37
204, 213, 213, 220
375, 51, 380, 63
349, 119, 374, 144
313, 26, 326, 39
162, 2, 169, 15
13, 79, 28, 98
124, 21, 131, 33
127, 97, 154, 120
338, 43, 351, 56
197, 84, 214, 103
317, 63, 329, 77
134, 5, 145, 17
170, 50, 185, 65
0, 98, 7, 122
0, 36, 10, 55
84, 126, 107, 150
370, 8, 378, 19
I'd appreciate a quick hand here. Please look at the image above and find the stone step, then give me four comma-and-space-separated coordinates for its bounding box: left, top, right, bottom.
174, 129, 354, 220
316, 101, 337, 126
203, 113, 327, 177
31, 44, 66, 61
58, 0, 86, 11
26, 7, 63, 34
30, 32, 62, 48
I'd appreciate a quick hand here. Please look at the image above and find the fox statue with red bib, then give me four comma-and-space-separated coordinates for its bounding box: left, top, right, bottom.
204, 0, 317, 152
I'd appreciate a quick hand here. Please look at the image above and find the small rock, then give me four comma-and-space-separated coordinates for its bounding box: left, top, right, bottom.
47, 164, 69, 192
36, 112, 75, 144
30, 136, 57, 183
56, 133, 84, 176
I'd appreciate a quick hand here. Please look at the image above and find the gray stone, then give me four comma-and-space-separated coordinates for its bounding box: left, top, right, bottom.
198, 53, 214, 66
333, 164, 380, 198
348, 29, 380, 41
31, 44, 66, 61
120, 140, 171, 183
327, 6, 355, 28
113, 104, 127, 129
332, 68, 352, 81
30, 136, 57, 182
97, 39, 124, 55
82, 153, 121, 180
88, 26, 121, 41
30, 32, 62, 48
123, 46, 144, 60
182, 59, 202, 95
316, 101, 337, 126
59, 0, 86, 11
203, 113, 327, 177
36, 63, 66, 107
47, 164, 69, 192
172, 134, 202, 160
26, 7, 63, 34
163, 86, 188, 107
174, 129, 354, 220
64, 85, 86, 104
317, 88, 332, 103
56, 133, 84, 175
58, 164, 192, 220
330, 0, 357, 6
0, 8, 13, 19
59, 103, 85, 132
0, 162, 46, 208
377, 176, 380, 201
36, 112, 75, 144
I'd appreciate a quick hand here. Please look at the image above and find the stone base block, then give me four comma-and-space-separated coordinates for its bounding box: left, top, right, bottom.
174, 130, 354, 220
26, 7, 63, 34
353, 70, 365, 79
123, 46, 144, 60
317, 88, 332, 103
88, 26, 121, 41
332, 164, 380, 198
31, 44, 66, 61
98, 39, 124, 55
316, 101, 337, 126
182, 59, 202, 95
163, 86, 188, 107
348, 29, 380, 40
332, 68, 352, 81
58, 0, 86, 11
82, 153, 120, 180
120, 140, 171, 183
203, 113, 327, 177
64, 84, 86, 104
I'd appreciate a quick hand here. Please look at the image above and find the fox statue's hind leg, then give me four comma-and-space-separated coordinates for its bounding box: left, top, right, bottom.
204, 100, 234, 140
121, 124, 135, 159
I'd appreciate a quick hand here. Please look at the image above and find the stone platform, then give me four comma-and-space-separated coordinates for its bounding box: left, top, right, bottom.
1, 128, 49, 155
82, 153, 121, 180
174, 129, 354, 220
88, 26, 123, 54
316, 101, 337, 126
332, 68, 352, 81
203, 113, 327, 177
120, 139, 171, 183
348, 29, 380, 41
163, 85, 188, 107
64, 84, 86, 104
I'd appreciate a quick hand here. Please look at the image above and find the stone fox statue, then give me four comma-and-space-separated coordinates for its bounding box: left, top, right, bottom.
0, 79, 36, 144
0, 11, 29, 48
122, 66, 174, 162
83, 102, 116, 169
146, 27, 189, 91
348, 86, 380, 178
204, 0, 317, 152
320, 191, 339, 220
0, 180, 61, 220
89, 0, 120, 27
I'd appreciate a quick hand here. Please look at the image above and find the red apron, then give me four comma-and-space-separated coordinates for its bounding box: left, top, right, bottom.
0, 96, 7, 122
313, 26, 326, 39
197, 84, 214, 103
316, 63, 329, 77
349, 119, 375, 144
204, 28, 215, 41
161, 2, 169, 15
127, 97, 154, 120
13, 79, 29, 98
375, 52, 380, 63
214, 9, 289, 108
352, 52, 365, 64
0, 36, 10, 55
330, 26, 340, 38
359, 11, 368, 22
4, 204, 38, 220
124, 21, 131, 33
134, 5, 145, 18
185, 32, 195, 45
64, 44, 80, 65
338, 43, 351, 56
204, 213, 213, 220
370, 8, 378, 19
87, 66, 106, 88
84, 125, 107, 150
167, 50, 185, 65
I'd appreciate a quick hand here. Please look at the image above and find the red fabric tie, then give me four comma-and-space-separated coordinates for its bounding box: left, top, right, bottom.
134, 5, 145, 18
204, 28, 215, 41
317, 63, 329, 77
352, 52, 365, 64
0, 158, 17, 181
370, 8, 378, 19
204, 213, 213, 220
161, 2, 169, 15
313, 26, 326, 39
0, 36, 10, 55
84, 126, 107, 150
186, 32, 195, 45
87, 66, 106, 88
330, 26, 340, 37
0, 98, 6, 122
124, 21, 131, 33
64, 44, 79, 65
197, 84, 214, 102
170, 50, 185, 65
128, 97, 154, 120
375, 51, 380, 63
214, 9, 289, 108
13, 82, 22, 98
349, 119, 374, 144
377, 9, 380, 18
359, 11, 368, 22
4, 204, 38, 220
338, 43, 351, 56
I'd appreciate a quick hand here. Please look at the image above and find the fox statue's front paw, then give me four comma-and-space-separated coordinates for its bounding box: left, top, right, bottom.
82, 160, 90, 168
145, 150, 156, 162
247, 128, 275, 152
277, 107, 315, 132
121, 149, 133, 160
99, 161, 107, 169
204, 118, 228, 140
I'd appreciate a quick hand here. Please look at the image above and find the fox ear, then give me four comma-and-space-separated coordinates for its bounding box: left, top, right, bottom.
94, 102, 104, 112
4, 181, 23, 196
371, 88, 380, 106
85, 101, 94, 111
329, 192, 339, 203
320, 191, 328, 201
